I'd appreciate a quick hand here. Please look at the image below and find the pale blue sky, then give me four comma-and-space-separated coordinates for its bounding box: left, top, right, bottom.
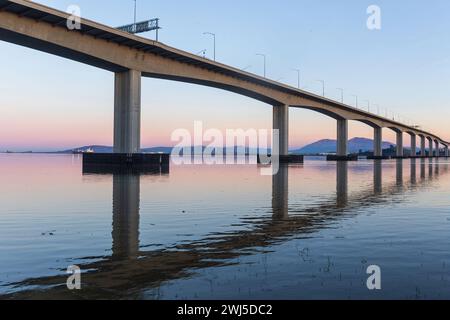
1, 0, 449, 151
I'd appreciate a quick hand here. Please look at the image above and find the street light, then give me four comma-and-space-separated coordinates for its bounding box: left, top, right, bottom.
133, 0, 137, 26
351, 94, 358, 108
292, 68, 301, 89
336, 88, 344, 103
316, 80, 325, 97
203, 32, 216, 61
256, 53, 266, 78
372, 104, 380, 115
196, 49, 207, 58
363, 100, 370, 112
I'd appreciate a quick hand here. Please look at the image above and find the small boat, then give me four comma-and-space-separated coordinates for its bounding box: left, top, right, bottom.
72, 148, 95, 154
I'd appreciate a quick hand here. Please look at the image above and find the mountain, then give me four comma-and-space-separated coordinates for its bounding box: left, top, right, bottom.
61, 146, 173, 154
59, 146, 268, 154
292, 137, 393, 155
61, 137, 394, 155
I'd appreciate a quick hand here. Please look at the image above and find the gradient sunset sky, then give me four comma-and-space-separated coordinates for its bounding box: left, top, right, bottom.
1, 0, 450, 151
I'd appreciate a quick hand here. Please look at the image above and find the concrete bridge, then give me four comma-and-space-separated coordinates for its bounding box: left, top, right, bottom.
1, 0, 449, 160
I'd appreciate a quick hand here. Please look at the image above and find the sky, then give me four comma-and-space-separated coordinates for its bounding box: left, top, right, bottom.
1, 0, 450, 151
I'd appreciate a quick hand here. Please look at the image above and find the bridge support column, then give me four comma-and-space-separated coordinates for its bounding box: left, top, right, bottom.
327, 119, 356, 161
374, 127, 382, 157
445, 146, 449, 157
420, 136, 426, 157
273, 104, 289, 157
435, 141, 440, 157
410, 134, 416, 157
337, 119, 348, 156
428, 138, 433, 157
114, 69, 142, 154
396, 131, 404, 157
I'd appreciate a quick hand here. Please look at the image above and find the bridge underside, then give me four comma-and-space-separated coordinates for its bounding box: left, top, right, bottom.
0, 28, 126, 72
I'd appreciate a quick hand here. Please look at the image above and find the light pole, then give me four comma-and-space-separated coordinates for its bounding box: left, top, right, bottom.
336, 88, 344, 103
133, 0, 137, 32
351, 95, 358, 108
134, 0, 137, 24
203, 32, 216, 61
364, 100, 370, 112
373, 104, 380, 115
256, 53, 266, 77
316, 80, 325, 97
292, 68, 301, 89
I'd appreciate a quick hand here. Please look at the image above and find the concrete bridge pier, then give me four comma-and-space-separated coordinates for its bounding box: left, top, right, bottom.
83, 69, 170, 168
374, 127, 382, 157
410, 134, 417, 157
271, 105, 303, 163
428, 138, 434, 158
327, 119, 357, 161
114, 70, 142, 154
367, 127, 388, 160
435, 140, 440, 157
395, 131, 404, 158
445, 146, 449, 157
420, 136, 426, 157
337, 119, 348, 156
273, 104, 289, 157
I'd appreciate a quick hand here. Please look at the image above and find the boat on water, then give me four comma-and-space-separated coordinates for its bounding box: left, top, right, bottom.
72, 148, 95, 154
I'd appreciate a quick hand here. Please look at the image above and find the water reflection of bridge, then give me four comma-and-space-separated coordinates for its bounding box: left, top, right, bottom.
4, 159, 448, 299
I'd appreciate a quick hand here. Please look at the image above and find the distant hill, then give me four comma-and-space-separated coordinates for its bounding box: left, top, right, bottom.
292, 137, 393, 155
61, 138, 394, 155
61, 146, 173, 154
60, 146, 268, 154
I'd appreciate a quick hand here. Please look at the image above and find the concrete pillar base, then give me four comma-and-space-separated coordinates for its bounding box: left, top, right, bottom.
257, 154, 304, 164
327, 154, 358, 161
82, 153, 170, 174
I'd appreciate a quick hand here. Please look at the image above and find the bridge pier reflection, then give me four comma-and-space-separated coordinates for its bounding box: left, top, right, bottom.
429, 158, 434, 178
82, 166, 169, 260
336, 161, 348, 207
112, 173, 141, 259
396, 159, 403, 187
272, 164, 289, 219
420, 158, 426, 181
410, 159, 417, 185
373, 160, 382, 194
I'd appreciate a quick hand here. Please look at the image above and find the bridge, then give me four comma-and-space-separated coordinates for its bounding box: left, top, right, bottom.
1, 0, 449, 160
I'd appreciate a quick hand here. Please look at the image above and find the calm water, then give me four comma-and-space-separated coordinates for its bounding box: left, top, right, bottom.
1, 154, 450, 299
